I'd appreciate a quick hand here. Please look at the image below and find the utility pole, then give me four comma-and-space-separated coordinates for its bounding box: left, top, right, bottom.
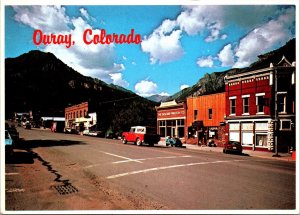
273, 68, 281, 157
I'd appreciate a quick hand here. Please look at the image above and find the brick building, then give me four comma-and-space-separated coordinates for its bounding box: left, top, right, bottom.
186, 92, 226, 146
224, 56, 295, 152
65, 102, 97, 132
156, 100, 187, 141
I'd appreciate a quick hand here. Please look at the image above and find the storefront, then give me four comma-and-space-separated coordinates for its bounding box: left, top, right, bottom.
156, 100, 186, 141
228, 119, 272, 151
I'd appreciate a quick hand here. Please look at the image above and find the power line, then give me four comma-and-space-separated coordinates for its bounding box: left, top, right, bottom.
99, 95, 141, 104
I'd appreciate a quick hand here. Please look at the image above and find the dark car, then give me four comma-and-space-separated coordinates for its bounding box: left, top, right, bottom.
223, 141, 243, 154
65, 128, 79, 135
5, 130, 14, 155
166, 136, 183, 147
7, 126, 19, 143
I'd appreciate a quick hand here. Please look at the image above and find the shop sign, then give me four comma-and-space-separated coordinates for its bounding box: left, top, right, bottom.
157, 110, 185, 118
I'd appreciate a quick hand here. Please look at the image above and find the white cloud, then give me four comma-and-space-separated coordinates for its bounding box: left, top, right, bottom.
180, 84, 189, 90
79, 8, 90, 20
159, 92, 170, 96
13, 6, 128, 85
177, 6, 224, 41
134, 80, 158, 97
141, 28, 184, 64
110, 73, 129, 88
13, 6, 70, 33
218, 44, 235, 67
233, 8, 295, 68
197, 56, 214, 68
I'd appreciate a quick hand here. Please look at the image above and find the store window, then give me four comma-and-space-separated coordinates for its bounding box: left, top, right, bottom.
166, 120, 176, 126
159, 120, 166, 137
177, 119, 185, 138
256, 134, 267, 147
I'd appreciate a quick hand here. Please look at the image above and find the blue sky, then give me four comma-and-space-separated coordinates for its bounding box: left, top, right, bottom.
5, 4, 296, 97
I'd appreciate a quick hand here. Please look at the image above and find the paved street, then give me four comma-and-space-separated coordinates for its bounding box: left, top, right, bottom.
4, 127, 296, 211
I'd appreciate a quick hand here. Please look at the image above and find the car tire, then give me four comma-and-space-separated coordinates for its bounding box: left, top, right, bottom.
122, 137, 127, 144
136, 138, 142, 146
223, 149, 227, 153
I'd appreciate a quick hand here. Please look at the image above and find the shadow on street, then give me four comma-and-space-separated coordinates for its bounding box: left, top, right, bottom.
5, 151, 35, 164
15, 139, 85, 150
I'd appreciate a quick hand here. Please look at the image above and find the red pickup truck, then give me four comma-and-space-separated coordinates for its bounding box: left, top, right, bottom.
121, 126, 160, 146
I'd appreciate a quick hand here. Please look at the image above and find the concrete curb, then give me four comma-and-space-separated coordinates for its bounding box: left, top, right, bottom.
158, 141, 294, 162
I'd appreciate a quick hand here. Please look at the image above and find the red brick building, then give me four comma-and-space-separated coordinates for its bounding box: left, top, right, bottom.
65, 102, 89, 131
224, 56, 295, 152
186, 92, 226, 146
156, 100, 187, 141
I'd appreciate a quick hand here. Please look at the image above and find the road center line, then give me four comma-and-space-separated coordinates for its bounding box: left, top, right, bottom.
102, 151, 143, 163
5, 172, 20, 176
5, 188, 25, 193
107, 159, 245, 179
113, 155, 192, 164
84, 150, 143, 168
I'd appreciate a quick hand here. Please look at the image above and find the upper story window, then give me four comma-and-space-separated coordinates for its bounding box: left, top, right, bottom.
256, 93, 265, 114
208, 108, 212, 119
229, 96, 236, 115
277, 92, 287, 113
242, 95, 250, 114
194, 110, 198, 121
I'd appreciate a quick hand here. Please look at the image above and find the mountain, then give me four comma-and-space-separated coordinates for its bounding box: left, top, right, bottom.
166, 38, 296, 102
146, 94, 169, 103
5, 50, 158, 132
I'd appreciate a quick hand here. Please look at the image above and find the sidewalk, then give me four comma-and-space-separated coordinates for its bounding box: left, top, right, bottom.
158, 141, 295, 162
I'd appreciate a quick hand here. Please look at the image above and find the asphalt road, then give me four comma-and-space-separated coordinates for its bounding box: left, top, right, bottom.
4, 127, 296, 211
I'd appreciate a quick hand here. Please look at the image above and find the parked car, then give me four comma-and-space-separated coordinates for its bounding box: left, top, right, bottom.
83, 125, 105, 137
83, 129, 105, 137
106, 131, 118, 139
7, 126, 19, 143
166, 136, 183, 147
5, 130, 14, 155
223, 141, 243, 154
121, 126, 160, 146
64, 128, 79, 134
